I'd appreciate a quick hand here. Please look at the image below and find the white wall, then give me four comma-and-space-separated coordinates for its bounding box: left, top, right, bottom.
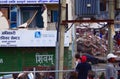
42, 8, 48, 30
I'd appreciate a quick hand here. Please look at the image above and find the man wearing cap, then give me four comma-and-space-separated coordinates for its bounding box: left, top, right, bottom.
106, 53, 118, 79
76, 55, 92, 79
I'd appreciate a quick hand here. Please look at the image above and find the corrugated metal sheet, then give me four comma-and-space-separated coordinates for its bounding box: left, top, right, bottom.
75, 0, 100, 17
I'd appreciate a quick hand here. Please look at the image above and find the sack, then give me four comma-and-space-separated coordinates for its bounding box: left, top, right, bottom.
88, 70, 95, 78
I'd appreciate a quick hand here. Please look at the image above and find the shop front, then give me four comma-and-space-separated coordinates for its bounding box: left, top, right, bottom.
0, 30, 71, 71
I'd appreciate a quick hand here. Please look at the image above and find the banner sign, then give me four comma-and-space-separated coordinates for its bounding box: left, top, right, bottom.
0, 51, 55, 71
0, 30, 69, 47
0, 48, 70, 71
0, 0, 58, 4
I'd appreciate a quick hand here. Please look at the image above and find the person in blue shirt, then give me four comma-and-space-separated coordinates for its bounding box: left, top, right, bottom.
76, 55, 92, 79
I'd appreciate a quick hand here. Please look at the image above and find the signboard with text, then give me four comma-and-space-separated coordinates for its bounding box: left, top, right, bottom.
0, 51, 55, 71
0, 30, 69, 47
0, 0, 58, 4
0, 48, 71, 71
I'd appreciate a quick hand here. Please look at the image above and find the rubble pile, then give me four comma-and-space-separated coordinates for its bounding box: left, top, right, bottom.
76, 26, 120, 57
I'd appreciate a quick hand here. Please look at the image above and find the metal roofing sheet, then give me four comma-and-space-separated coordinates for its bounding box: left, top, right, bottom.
75, 0, 100, 17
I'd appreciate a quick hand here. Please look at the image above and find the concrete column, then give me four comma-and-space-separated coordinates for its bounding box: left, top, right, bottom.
58, 0, 66, 79
108, 0, 115, 53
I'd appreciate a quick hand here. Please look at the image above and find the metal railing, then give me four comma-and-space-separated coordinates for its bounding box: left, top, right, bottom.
0, 68, 107, 79
3, 66, 120, 79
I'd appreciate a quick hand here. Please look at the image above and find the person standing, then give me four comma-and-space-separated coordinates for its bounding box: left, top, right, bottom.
69, 53, 81, 79
76, 55, 92, 79
75, 53, 81, 67
106, 53, 118, 79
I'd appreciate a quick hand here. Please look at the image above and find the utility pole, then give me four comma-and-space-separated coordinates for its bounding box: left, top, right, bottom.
108, 0, 115, 53
55, 0, 66, 79
58, 0, 66, 79
71, 0, 77, 68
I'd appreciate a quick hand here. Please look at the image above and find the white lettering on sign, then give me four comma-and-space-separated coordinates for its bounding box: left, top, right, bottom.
0, 59, 3, 64
35, 53, 54, 64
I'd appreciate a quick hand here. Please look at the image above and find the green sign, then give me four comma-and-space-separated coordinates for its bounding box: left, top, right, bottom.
0, 48, 55, 71
0, 48, 71, 71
